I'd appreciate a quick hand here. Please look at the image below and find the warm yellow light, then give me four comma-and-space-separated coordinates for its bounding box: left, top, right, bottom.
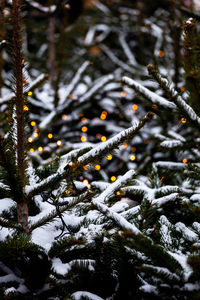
152, 104, 158, 109
29, 148, 34, 153
157, 50, 165, 57
28, 91, 33, 96
21, 58, 25, 65
68, 93, 73, 98
181, 117, 187, 124
81, 117, 87, 123
107, 154, 113, 160
116, 191, 121, 196
100, 111, 107, 120
28, 137, 33, 143
130, 155, 136, 161
123, 142, 128, 148
62, 114, 67, 120
95, 164, 101, 171
38, 146, 43, 152
31, 121, 36, 127
111, 176, 117, 182
83, 164, 89, 170
100, 113, 107, 120
81, 126, 88, 133
132, 104, 138, 111
101, 136, 107, 142
68, 161, 74, 167
65, 189, 71, 195
23, 105, 29, 111
180, 86, 185, 92
182, 158, 187, 164
121, 91, 126, 97
33, 132, 39, 138
81, 136, 87, 142
56, 140, 62, 146
83, 179, 89, 185
48, 133, 53, 139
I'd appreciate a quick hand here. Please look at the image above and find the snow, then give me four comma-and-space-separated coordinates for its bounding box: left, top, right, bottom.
93, 170, 136, 203
59, 61, 90, 105
152, 193, 179, 207
71, 291, 104, 300
92, 198, 141, 235
122, 76, 177, 110
175, 222, 198, 242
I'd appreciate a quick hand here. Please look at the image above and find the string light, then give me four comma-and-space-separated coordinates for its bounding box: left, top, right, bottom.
21, 58, 25, 65
28, 137, 33, 143
116, 191, 121, 196
65, 189, 71, 195
121, 91, 126, 97
130, 155, 136, 161
101, 136, 107, 142
68, 161, 74, 167
56, 140, 62, 146
31, 121, 36, 127
95, 164, 101, 171
182, 158, 187, 164
180, 86, 185, 92
28, 91, 33, 96
157, 50, 165, 57
33, 132, 39, 138
23, 105, 29, 111
62, 114, 67, 120
38, 146, 43, 152
100, 111, 107, 120
131, 147, 136, 152
68, 94, 73, 98
123, 142, 128, 148
81, 117, 87, 123
181, 117, 187, 124
107, 154, 113, 160
48, 133, 53, 139
132, 104, 138, 111
81, 126, 88, 132
111, 176, 117, 182
152, 104, 158, 109
81, 136, 87, 142
29, 148, 34, 153
83, 164, 89, 170
83, 179, 89, 185
96, 133, 102, 139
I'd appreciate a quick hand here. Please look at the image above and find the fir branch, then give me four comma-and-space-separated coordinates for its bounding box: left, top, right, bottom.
100, 44, 137, 73
24, 73, 48, 95
30, 191, 91, 231
92, 198, 141, 235
78, 112, 154, 166
147, 64, 200, 127
93, 169, 136, 204
0, 39, 6, 51
0, 217, 22, 231
140, 264, 180, 283
122, 76, 177, 110
59, 61, 90, 105
92, 199, 183, 273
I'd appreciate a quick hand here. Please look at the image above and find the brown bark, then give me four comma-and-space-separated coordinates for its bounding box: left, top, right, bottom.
12, 0, 29, 234
0, 0, 5, 97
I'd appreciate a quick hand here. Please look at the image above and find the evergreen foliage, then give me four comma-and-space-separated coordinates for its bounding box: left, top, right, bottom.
0, 0, 200, 299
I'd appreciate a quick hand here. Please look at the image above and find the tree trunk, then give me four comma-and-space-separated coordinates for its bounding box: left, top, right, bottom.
12, 0, 29, 234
